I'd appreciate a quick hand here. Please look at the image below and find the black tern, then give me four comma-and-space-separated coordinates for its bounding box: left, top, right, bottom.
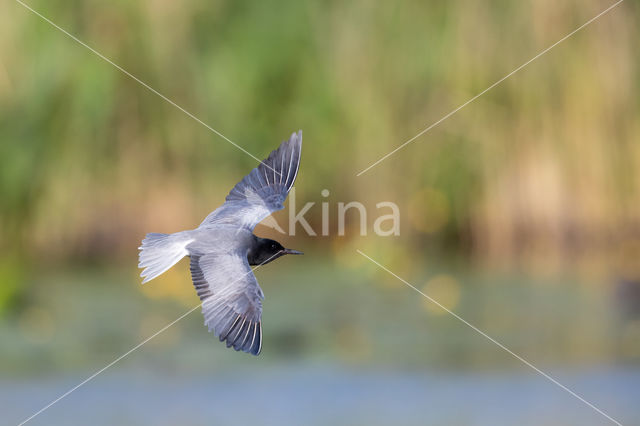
138, 131, 303, 355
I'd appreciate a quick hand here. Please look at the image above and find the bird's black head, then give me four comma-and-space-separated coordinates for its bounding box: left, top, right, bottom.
248, 237, 303, 266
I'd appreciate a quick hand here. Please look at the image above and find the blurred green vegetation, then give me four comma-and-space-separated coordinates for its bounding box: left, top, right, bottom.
1, 0, 640, 368
2, 0, 639, 257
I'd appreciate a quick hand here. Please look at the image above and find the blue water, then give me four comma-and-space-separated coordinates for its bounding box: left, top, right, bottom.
4, 365, 639, 425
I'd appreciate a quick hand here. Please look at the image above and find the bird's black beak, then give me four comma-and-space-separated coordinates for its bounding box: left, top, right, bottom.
282, 248, 304, 255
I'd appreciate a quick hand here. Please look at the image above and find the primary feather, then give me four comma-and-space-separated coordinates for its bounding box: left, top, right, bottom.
199, 130, 302, 230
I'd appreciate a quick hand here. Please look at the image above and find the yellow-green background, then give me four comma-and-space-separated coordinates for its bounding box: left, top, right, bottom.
1, 1, 639, 425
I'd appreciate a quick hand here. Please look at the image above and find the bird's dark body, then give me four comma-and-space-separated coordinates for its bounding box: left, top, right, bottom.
138, 131, 303, 355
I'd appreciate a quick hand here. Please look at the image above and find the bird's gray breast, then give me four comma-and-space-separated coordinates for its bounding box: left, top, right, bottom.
185, 226, 255, 257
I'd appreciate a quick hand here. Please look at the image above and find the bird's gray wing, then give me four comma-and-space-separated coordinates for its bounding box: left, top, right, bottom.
190, 252, 264, 355
199, 130, 302, 230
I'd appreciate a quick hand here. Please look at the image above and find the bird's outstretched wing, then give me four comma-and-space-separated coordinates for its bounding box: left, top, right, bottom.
199, 130, 302, 230
190, 252, 264, 355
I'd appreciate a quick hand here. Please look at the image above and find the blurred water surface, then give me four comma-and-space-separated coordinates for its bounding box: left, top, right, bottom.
3, 257, 639, 424
4, 365, 640, 426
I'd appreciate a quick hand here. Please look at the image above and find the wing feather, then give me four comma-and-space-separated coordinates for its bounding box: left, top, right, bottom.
189, 253, 264, 355
199, 131, 302, 230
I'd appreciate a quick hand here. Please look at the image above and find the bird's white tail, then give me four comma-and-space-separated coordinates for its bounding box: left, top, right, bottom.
138, 233, 193, 284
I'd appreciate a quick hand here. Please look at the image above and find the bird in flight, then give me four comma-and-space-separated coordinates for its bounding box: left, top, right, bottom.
138, 131, 304, 355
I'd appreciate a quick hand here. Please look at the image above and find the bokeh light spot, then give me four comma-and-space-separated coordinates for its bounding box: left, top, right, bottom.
421, 274, 461, 315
